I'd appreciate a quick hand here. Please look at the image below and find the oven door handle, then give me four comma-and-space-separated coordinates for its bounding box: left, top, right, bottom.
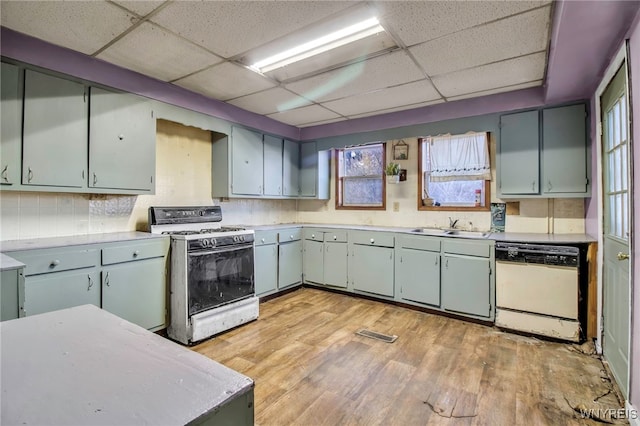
189, 244, 252, 256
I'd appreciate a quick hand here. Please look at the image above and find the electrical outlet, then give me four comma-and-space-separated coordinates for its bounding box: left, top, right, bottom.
393, 202, 400, 212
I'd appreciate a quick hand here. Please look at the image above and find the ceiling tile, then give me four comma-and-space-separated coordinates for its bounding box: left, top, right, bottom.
374, 1, 551, 46
111, 1, 166, 17
227, 88, 312, 115
446, 80, 543, 102
267, 104, 341, 126
285, 50, 424, 103
173, 62, 276, 101
0, 1, 137, 55
431, 52, 546, 98
322, 80, 441, 116
97, 22, 223, 82
410, 6, 551, 76
150, 1, 354, 58
347, 99, 444, 119
298, 117, 347, 128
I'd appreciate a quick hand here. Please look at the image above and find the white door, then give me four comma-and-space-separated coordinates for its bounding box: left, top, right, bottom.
601, 62, 631, 398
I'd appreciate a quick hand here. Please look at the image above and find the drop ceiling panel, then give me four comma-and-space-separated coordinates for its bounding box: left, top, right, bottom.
410, 6, 551, 77
298, 117, 347, 128
323, 80, 441, 116
263, 33, 398, 83
285, 50, 425, 103
150, 1, 354, 58
97, 22, 223, 82
375, 1, 551, 47
348, 99, 444, 119
0, 1, 137, 55
174, 62, 276, 101
112, 1, 166, 17
432, 52, 546, 98
267, 104, 341, 126
447, 80, 543, 102
228, 88, 312, 115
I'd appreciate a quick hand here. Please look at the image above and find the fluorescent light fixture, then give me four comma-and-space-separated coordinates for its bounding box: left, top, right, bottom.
251, 17, 384, 73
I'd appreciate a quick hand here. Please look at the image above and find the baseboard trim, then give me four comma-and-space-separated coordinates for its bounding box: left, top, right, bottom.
627, 400, 640, 426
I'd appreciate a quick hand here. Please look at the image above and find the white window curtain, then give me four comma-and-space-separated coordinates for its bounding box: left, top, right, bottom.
427, 132, 490, 181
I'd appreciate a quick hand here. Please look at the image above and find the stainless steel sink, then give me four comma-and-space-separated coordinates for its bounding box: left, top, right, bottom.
410, 228, 491, 239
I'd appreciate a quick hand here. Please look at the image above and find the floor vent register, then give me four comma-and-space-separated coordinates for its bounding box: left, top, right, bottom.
355, 329, 398, 343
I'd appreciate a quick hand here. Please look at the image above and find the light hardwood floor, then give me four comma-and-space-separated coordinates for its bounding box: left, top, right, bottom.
192, 288, 626, 425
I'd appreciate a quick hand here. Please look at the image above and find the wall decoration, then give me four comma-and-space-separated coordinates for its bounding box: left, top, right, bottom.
393, 140, 409, 160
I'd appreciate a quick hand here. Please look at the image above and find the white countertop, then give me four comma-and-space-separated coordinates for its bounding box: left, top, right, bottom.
0, 231, 167, 252
0, 305, 253, 425
0, 253, 24, 271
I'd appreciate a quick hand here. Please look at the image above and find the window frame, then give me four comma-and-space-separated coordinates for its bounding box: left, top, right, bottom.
335, 143, 387, 211
417, 136, 491, 212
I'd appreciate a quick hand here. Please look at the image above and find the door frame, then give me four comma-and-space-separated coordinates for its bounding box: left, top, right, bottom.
594, 42, 633, 396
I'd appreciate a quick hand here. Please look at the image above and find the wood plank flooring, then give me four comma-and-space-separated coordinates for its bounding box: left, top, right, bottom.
192, 288, 626, 425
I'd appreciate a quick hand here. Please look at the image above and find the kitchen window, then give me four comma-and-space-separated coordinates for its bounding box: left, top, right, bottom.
336, 143, 386, 210
419, 133, 491, 211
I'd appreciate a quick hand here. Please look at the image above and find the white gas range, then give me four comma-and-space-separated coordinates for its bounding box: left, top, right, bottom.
149, 206, 258, 345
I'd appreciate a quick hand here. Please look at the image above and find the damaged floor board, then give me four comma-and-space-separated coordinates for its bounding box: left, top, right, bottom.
192, 288, 626, 425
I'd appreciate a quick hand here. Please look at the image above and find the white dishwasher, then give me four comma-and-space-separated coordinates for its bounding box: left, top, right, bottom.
495, 242, 581, 342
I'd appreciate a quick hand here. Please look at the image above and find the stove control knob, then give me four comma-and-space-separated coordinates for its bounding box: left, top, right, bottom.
233, 236, 239, 242
201, 239, 210, 248
211, 238, 217, 246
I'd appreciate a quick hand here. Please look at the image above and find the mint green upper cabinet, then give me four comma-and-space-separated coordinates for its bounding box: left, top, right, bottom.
263, 134, 283, 196
542, 104, 588, 194
89, 87, 155, 192
22, 70, 87, 188
231, 127, 264, 196
1, 63, 21, 186
283, 139, 300, 196
499, 110, 539, 195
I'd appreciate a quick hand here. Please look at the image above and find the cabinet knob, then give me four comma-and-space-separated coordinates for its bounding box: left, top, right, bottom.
27, 167, 33, 183
50, 259, 60, 268
118, 134, 124, 141
333, 235, 337, 240
290, 235, 294, 240
261, 238, 265, 243
311, 234, 315, 239
370, 239, 375, 244
132, 250, 140, 258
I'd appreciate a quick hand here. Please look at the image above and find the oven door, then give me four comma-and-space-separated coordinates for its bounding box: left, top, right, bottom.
187, 243, 254, 316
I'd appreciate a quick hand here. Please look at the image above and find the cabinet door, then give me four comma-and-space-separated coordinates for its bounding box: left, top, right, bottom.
1, 269, 21, 321
303, 239, 324, 284
102, 258, 166, 330
279, 240, 302, 289
255, 244, 278, 295
1, 63, 21, 186
23, 270, 100, 317
352, 245, 394, 297
283, 139, 300, 196
499, 110, 539, 195
23, 70, 87, 188
263, 134, 283, 196
542, 104, 588, 194
89, 88, 155, 192
299, 142, 317, 197
323, 242, 347, 288
231, 127, 264, 195
441, 255, 490, 318
397, 248, 440, 306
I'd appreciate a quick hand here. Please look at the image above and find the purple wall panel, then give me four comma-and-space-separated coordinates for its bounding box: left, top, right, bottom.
0, 27, 300, 140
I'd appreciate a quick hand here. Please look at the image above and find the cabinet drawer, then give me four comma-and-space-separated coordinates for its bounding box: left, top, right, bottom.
255, 230, 279, 246
442, 240, 491, 258
303, 229, 324, 241
350, 231, 394, 248
397, 235, 440, 252
10, 248, 99, 276
102, 239, 168, 265
279, 228, 302, 242
324, 230, 348, 243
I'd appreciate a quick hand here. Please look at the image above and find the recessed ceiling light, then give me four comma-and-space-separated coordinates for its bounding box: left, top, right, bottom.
251, 17, 384, 74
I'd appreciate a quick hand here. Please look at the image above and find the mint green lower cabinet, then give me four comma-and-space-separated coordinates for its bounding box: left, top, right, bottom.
323, 242, 347, 288
102, 257, 166, 330
1, 269, 22, 321
23, 269, 100, 317
279, 240, 302, 289
397, 248, 440, 306
351, 245, 394, 297
303, 239, 324, 284
254, 244, 278, 296
441, 255, 491, 318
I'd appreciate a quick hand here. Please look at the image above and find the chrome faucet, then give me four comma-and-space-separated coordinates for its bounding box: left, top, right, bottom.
449, 217, 459, 229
